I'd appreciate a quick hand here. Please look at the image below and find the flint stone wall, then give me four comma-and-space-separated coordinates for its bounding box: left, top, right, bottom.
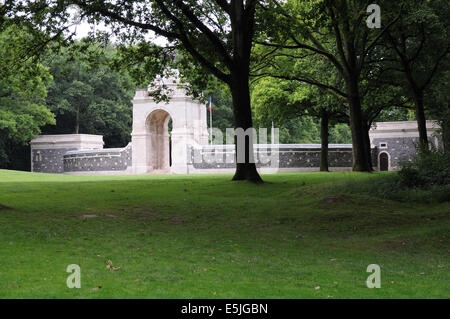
63, 143, 132, 172
31, 148, 75, 173
187, 144, 377, 170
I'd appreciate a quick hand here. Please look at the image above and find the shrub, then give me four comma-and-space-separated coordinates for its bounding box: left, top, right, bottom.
330, 147, 449, 203
398, 148, 450, 188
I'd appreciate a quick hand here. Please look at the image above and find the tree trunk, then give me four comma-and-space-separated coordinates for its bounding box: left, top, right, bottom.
346, 76, 371, 172
320, 112, 329, 172
442, 119, 450, 153
229, 0, 262, 183
230, 72, 263, 183
361, 120, 373, 171
413, 90, 429, 150
75, 104, 79, 134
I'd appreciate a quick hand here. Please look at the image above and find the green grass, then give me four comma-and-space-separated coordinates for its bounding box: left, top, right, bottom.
0, 170, 448, 298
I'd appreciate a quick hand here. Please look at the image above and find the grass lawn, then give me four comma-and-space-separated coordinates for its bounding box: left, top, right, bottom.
0, 170, 448, 298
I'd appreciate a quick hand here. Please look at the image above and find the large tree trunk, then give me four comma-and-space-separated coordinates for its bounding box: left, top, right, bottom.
320, 112, 329, 172
229, 0, 262, 183
230, 72, 263, 183
346, 77, 372, 172
413, 90, 429, 150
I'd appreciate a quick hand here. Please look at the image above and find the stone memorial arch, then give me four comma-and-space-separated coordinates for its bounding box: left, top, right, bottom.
131, 79, 209, 174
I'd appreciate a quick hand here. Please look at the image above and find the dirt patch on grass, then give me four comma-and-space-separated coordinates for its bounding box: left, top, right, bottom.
381, 240, 408, 250
79, 214, 119, 219
125, 207, 185, 224
0, 203, 13, 211
318, 194, 355, 205
82, 214, 99, 219
318, 194, 390, 208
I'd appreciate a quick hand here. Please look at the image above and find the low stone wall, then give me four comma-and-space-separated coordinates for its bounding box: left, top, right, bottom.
64, 143, 132, 172
32, 148, 76, 173
187, 144, 373, 171
40, 142, 380, 174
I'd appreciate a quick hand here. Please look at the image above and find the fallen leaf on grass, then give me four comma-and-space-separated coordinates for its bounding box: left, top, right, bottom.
82, 214, 98, 219
106, 260, 121, 271
55, 250, 63, 253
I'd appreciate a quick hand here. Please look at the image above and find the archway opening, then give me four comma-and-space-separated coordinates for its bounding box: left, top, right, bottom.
147, 109, 172, 172
379, 152, 389, 171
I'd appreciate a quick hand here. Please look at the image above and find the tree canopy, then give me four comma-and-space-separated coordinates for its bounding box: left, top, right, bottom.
0, 25, 55, 167
1, 0, 449, 174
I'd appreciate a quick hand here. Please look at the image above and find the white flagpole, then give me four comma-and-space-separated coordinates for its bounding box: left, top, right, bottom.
209, 96, 213, 145
271, 121, 274, 144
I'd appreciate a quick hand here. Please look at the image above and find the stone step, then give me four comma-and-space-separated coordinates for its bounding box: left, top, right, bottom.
148, 169, 171, 174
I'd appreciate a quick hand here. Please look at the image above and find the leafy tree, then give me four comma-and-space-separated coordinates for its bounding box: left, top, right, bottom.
207, 86, 234, 139
251, 73, 347, 171
257, 0, 401, 171
383, 0, 450, 149
0, 25, 55, 168
425, 63, 450, 152
11, 0, 267, 182
329, 123, 352, 144
42, 41, 135, 148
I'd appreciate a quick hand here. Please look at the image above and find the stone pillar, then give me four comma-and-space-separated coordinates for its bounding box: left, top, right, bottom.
131, 133, 151, 174
170, 128, 189, 174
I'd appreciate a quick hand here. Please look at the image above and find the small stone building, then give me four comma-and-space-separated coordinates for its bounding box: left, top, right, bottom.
30, 134, 104, 173
369, 121, 441, 171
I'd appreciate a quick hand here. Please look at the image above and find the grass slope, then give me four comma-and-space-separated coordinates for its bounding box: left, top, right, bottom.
0, 170, 448, 298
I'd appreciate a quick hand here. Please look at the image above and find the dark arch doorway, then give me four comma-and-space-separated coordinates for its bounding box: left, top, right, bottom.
147, 109, 172, 172
379, 152, 389, 171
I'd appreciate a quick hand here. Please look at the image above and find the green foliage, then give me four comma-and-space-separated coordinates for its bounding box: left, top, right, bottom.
398, 149, 450, 188
329, 123, 352, 144
425, 65, 450, 151
332, 148, 450, 204
332, 173, 449, 204
207, 86, 234, 136
42, 41, 135, 147
0, 25, 55, 168
251, 76, 351, 144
